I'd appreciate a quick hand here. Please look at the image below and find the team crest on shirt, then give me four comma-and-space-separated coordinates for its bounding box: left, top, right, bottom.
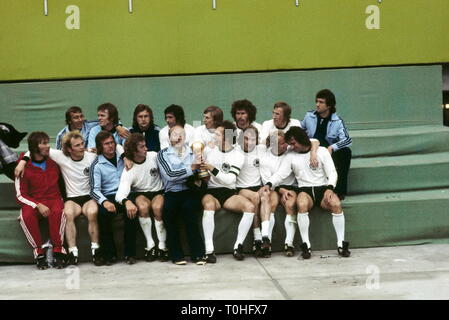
253, 158, 260, 168
150, 168, 159, 177
83, 167, 90, 176
221, 162, 231, 173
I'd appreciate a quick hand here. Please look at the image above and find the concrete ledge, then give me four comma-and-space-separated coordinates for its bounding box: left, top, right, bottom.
2, 189, 449, 263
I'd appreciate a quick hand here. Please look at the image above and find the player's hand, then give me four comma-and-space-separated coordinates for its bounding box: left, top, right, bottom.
125, 201, 138, 219
88, 148, 97, 153
327, 146, 333, 155
324, 189, 335, 203
36, 203, 50, 217
259, 185, 270, 194
309, 152, 318, 169
280, 190, 294, 203
124, 157, 134, 171
200, 162, 214, 172
191, 163, 201, 171
14, 160, 27, 178
103, 201, 117, 213
116, 126, 131, 140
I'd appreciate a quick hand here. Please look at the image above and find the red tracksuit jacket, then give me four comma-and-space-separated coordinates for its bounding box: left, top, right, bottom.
15, 154, 63, 207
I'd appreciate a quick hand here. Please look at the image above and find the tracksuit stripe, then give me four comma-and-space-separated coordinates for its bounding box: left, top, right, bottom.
157, 150, 187, 177
15, 178, 37, 208
18, 212, 38, 250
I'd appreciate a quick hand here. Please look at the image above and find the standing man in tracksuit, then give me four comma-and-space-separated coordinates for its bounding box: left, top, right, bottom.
301, 89, 352, 200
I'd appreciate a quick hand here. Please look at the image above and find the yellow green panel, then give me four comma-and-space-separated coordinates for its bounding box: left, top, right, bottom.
0, 0, 448, 81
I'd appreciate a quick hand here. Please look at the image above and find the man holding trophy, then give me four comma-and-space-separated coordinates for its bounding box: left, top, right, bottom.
156, 125, 207, 265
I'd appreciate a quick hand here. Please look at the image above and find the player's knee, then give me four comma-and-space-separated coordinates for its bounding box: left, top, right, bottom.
152, 202, 163, 214
203, 199, 216, 211
85, 208, 98, 219
244, 201, 256, 213
252, 194, 261, 205
297, 199, 309, 212
64, 210, 76, 221
329, 201, 342, 213
137, 202, 149, 213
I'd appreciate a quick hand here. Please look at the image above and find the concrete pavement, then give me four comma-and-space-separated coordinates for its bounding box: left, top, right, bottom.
1, 243, 449, 300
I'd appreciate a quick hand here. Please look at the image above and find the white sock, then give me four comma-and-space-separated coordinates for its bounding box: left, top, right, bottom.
155, 220, 167, 250
91, 242, 99, 256
253, 227, 262, 241
139, 217, 155, 250
202, 210, 215, 254
234, 212, 255, 249
297, 212, 310, 248
332, 212, 345, 248
284, 214, 297, 246
268, 213, 275, 240
261, 221, 270, 238
68, 246, 78, 257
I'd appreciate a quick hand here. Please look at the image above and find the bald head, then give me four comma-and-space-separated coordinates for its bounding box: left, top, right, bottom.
169, 125, 186, 148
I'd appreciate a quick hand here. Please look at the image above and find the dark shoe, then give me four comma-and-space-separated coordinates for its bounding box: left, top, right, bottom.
173, 259, 187, 265
158, 248, 169, 262
233, 244, 244, 261
54, 252, 66, 269
67, 252, 78, 266
252, 240, 263, 257
300, 242, 311, 259
205, 252, 217, 264
92, 249, 104, 266
36, 254, 48, 270
145, 247, 158, 262
104, 255, 117, 266
261, 237, 271, 258
125, 256, 137, 265
338, 241, 351, 257
284, 244, 295, 257
192, 256, 207, 266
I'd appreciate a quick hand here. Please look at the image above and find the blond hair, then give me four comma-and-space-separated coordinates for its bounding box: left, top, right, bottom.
62, 130, 84, 156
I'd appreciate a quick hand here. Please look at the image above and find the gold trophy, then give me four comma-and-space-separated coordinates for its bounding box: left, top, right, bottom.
191, 141, 210, 179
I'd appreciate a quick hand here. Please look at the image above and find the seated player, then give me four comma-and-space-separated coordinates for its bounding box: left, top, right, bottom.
15, 132, 67, 269
87, 103, 129, 151
235, 126, 272, 258
260, 101, 302, 143
230, 99, 263, 142
260, 130, 298, 257
159, 104, 195, 150
128, 104, 161, 152
90, 131, 139, 265
263, 126, 350, 259
201, 121, 256, 263
115, 133, 168, 262
194, 105, 223, 147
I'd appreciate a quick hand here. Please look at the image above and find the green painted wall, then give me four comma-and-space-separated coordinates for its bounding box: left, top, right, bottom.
0, 0, 448, 81
0, 65, 442, 139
